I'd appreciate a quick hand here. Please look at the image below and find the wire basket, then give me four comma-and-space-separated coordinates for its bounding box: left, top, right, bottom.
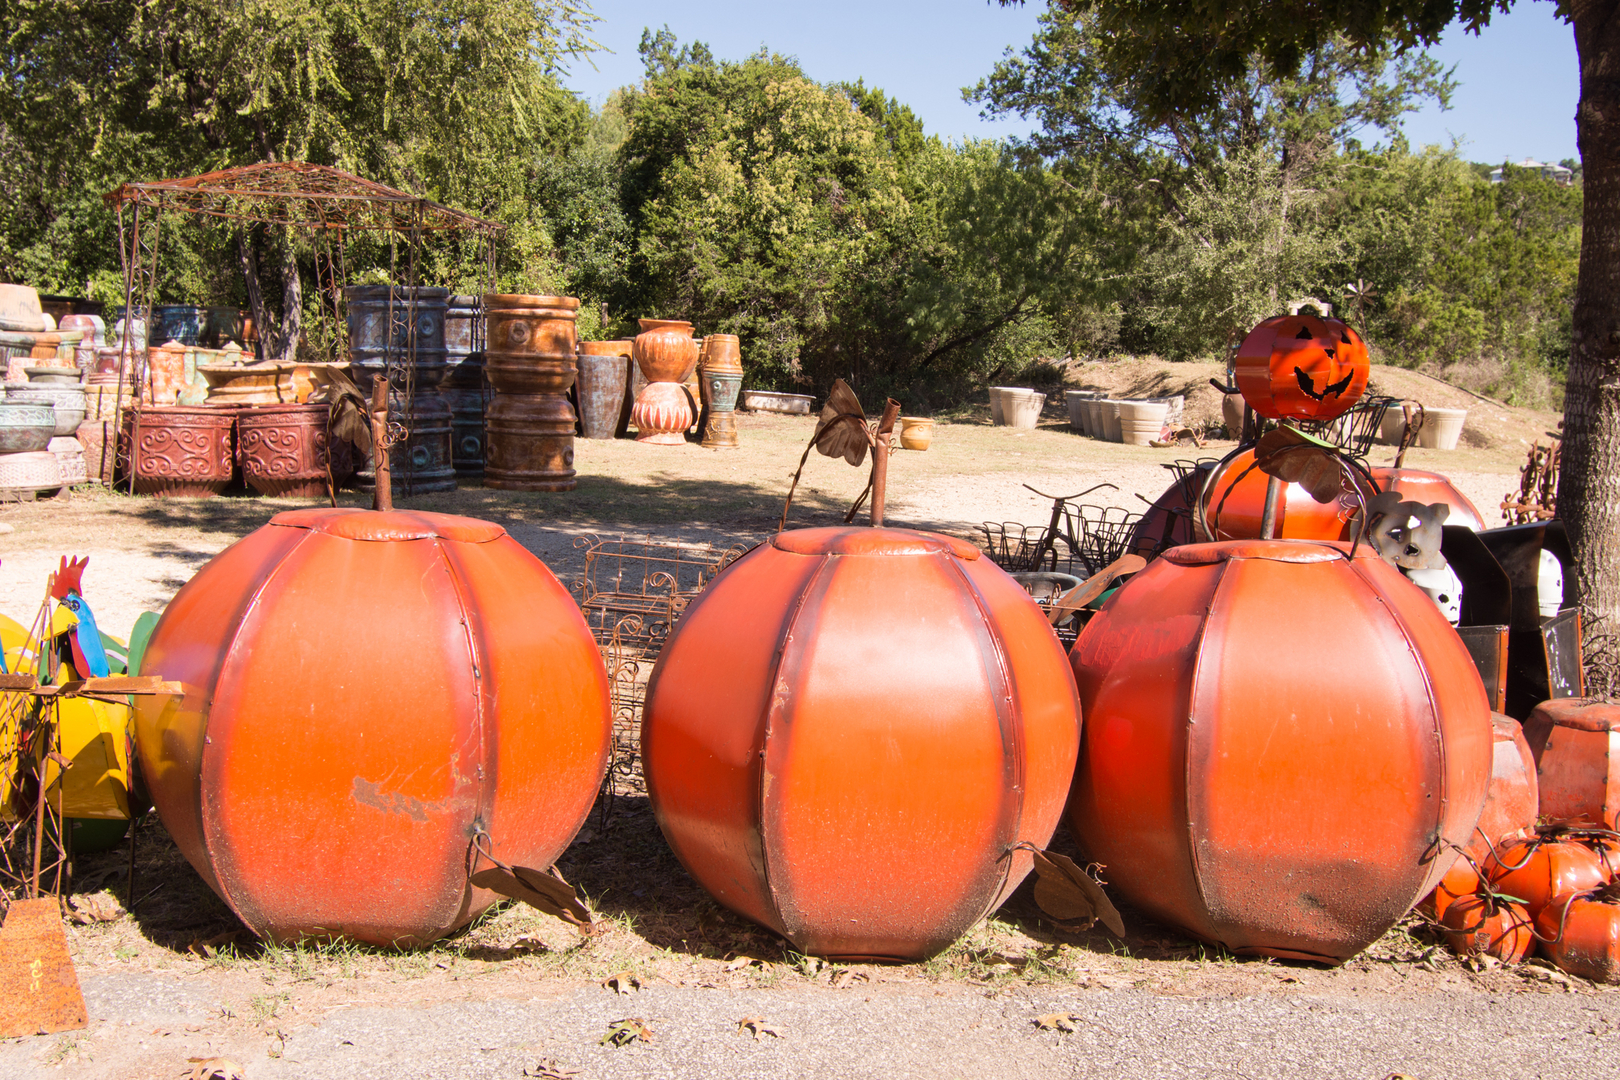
976, 521, 1056, 573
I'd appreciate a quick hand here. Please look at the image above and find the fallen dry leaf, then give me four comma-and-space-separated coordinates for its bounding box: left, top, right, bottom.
722, 954, 767, 972
186, 930, 244, 958
523, 1058, 579, 1079
737, 1017, 782, 1040
830, 969, 868, 990
602, 971, 641, 995
600, 1017, 653, 1047
66, 893, 124, 924
1033, 1012, 1085, 1033
471, 863, 594, 932
183, 1058, 244, 1080
1021, 846, 1126, 937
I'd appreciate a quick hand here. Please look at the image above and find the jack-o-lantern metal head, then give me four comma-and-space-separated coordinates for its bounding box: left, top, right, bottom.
1235, 315, 1370, 422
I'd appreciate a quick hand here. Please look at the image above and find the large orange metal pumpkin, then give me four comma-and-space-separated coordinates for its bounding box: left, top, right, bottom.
1068, 539, 1492, 963
1235, 314, 1370, 422
642, 527, 1081, 961
1370, 468, 1486, 531
1201, 449, 1357, 542
133, 508, 611, 946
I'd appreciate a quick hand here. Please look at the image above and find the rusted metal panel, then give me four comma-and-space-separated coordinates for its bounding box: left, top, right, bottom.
643, 526, 1081, 961
133, 507, 611, 946
1069, 539, 1493, 964
1523, 698, 1620, 829
0, 899, 87, 1038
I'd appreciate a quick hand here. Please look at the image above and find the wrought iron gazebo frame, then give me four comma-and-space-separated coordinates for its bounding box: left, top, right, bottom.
102, 162, 504, 494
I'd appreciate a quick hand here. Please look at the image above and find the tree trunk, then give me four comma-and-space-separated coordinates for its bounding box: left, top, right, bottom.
278, 244, 303, 363
1563, 0, 1620, 683
237, 232, 273, 362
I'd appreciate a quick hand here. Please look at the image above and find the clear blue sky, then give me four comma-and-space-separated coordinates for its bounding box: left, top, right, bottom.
559, 1, 1578, 166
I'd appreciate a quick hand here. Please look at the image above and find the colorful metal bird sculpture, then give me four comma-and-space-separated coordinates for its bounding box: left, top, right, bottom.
48, 557, 110, 679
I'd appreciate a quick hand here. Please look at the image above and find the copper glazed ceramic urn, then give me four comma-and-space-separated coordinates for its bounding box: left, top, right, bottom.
641, 526, 1081, 961
1068, 538, 1492, 963
132, 507, 612, 946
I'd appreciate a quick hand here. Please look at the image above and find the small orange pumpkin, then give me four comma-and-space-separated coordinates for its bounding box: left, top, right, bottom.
1421, 858, 1482, 923
1235, 315, 1370, 422
1536, 890, 1620, 982
1484, 838, 1609, 915
1441, 892, 1534, 963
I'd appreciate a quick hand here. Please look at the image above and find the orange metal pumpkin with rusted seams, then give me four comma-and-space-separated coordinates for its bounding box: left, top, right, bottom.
1235, 314, 1370, 422
1370, 468, 1486, 531
1200, 449, 1357, 542
1068, 539, 1493, 963
1523, 698, 1620, 829
642, 526, 1081, 962
1537, 891, 1620, 981
133, 507, 611, 946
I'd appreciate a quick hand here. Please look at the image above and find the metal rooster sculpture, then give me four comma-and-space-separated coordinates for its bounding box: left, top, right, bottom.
48, 557, 110, 679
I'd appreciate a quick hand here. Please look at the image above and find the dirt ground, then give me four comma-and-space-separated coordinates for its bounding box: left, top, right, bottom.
1, 367, 1606, 1080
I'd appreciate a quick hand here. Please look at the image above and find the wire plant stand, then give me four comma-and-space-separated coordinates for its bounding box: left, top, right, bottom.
571, 534, 749, 818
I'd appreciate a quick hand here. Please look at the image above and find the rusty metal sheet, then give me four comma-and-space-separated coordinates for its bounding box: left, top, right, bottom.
0, 898, 87, 1038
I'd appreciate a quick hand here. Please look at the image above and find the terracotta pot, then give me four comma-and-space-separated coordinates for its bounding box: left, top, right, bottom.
483, 393, 576, 491
0, 402, 57, 453
76, 419, 116, 486
147, 340, 189, 404
1417, 407, 1468, 450
643, 527, 1080, 961
699, 333, 742, 374
122, 406, 235, 497
899, 416, 933, 451
1235, 315, 1370, 423
630, 381, 693, 445
7, 384, 86, 435
1523, 698, 1620, 829
199, 363, 297, 406
484, 294, 580, 359
576, 352, 630, 441
237, 403, 350, 498
1201, 448, 1356, 542
632, 319, 699, 383
1069, 538, 1493, 962
289, 362, 349, 405
132, 506, 612, 945
1221, 393, 1245, 439
484, 355, 576, 397
1117, 400, 1168, 446
1370, 468, 1486, 531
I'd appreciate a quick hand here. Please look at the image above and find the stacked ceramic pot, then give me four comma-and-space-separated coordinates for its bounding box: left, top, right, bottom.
439, 295, 487, 477
576, 340, 633, 440
698, 334, 743, 449
0, 392, 63, 497
121, 406, 236, 497
7, 374, 88, 486
483, 294, 580, 491
630, 319, 699, 445
343, 285, 456, 494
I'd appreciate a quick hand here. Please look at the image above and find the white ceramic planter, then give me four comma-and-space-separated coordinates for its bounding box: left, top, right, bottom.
1101, 400, 1123, 442
1117, 400, 1170, 446
1065, 390, 1098, 436
1417, 407, 1467, 450
740, 390, 814, 415
1000, 389, 1046, 430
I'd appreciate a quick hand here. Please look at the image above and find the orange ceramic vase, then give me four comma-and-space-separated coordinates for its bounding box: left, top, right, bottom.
1068, 539, 1493, 963
642, 527, 1081, 961
133, 508, 611, 946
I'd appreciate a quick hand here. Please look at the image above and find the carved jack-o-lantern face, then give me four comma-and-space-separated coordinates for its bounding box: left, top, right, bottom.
1235, 315, 1370, 422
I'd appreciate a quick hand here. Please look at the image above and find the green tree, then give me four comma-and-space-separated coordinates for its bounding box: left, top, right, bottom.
0, 0, 595, 351
1016, 0, 1618, 666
